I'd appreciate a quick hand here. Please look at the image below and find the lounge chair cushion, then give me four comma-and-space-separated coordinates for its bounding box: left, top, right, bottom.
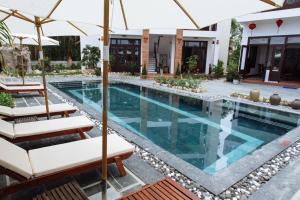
14, 116, 94, 138
29, 134, 134, 177
0, 138, 33, 179
0, 119, 14, 139
0, 83, 44, 91
12, 104, 76, 117
0, 81, 41, 86
0, 105, 13, 116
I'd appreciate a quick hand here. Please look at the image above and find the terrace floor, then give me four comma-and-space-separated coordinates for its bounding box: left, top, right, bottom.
1, 75, 300, 200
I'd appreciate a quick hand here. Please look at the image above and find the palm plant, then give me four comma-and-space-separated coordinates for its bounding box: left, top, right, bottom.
81, 45, 100, 69
0, 22, 12, 72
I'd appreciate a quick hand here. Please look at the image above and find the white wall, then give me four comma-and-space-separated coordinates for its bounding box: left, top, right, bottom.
215, 19, 231, 70
240, 16, 300, 45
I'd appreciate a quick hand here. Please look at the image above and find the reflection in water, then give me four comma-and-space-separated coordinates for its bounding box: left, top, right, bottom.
56, 82, 300, 175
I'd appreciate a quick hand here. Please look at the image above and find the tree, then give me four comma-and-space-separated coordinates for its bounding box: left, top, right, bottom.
228, 19, 243, 66
81, 45, 100, 69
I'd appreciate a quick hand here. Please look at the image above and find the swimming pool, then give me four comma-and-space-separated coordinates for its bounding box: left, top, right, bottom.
52, 81, 300, 175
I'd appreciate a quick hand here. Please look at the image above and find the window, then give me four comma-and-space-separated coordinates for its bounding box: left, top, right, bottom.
249, 38, 268, 45
270, 37, 285, 45
288, 36, 300, 44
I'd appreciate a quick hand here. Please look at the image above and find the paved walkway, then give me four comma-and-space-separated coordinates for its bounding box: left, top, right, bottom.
249, 156, 300, 200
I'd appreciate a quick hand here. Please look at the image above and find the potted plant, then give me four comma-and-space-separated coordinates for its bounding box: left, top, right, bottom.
159, 64, 163, 76
141, 63, 147, 79
232, 71, 241, 84
129, 63, 138, 76
186, 55, 198, 75
175, 63, 181, 78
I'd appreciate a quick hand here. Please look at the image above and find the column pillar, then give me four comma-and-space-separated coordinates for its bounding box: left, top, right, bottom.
142, 29, 150, 70
174, 29, 183, 72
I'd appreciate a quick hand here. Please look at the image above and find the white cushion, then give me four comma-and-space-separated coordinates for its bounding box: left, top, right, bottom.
0, 119, 14, 139
29, 134, 134, 177
14, 116, 94, 138
0, 105, 13, 116
12, 104, 76, 117
3, 85, 44, 91
0, 138, 33, 179
1, 81, 41, 86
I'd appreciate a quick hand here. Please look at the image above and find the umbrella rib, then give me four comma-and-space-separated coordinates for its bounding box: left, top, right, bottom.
0, 13, 13, 23
119, 0, 128, 30
40, 25, 45, 36
67, 21, 88, 36
41, 0, 63, 23
260, 0, 281, 7
12, 10, 35, 23
172, 0, 200, 30
41, 19, 56, 24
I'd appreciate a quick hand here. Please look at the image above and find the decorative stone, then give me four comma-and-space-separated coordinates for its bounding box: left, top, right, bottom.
249, 90, 260, 102
290, 99, 300, 110
270, 93, 281, 105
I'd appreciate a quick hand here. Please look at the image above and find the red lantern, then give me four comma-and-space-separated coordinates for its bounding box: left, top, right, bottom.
248, 23, 256, 30
276, 19, 283, 33
276, 19, 283, 28
248, 23, 256, 36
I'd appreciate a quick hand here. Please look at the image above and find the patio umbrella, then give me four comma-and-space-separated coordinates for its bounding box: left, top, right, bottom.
0, 6, 102, 119
0, 0, 284, 193
12, 33, 60, 46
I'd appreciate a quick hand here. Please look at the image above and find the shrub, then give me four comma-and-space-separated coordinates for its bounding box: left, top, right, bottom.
186, 55, 198, 74
129, 63, 138, 75
213, 60, 224, 78
0, 92, 15, 108
175, 63, 181, 77
154, 77, 200, 89
226, 62, 241, 82
71, 62, 81, 70
2, 66, 18, 76
142, 64, 147, 77
95, 67, 101, 76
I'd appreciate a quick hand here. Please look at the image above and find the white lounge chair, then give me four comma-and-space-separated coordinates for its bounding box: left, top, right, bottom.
0, 116, 94, 143
0, 83, 45, 96
0, 134, 134, 196
0, 103, 77, 120
0, 80, 41, 86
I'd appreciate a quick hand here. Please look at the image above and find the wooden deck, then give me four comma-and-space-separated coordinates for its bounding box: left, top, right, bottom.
32, 181, 88, 200
117, 178, 199, 200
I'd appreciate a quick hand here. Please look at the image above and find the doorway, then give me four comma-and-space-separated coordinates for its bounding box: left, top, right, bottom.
282, 46, 300, 82
182, 41, 207, 74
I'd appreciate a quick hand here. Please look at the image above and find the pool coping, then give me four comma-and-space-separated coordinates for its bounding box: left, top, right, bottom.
48, 79, 300, 195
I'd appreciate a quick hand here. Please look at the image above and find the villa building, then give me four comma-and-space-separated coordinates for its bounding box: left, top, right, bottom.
80, 20, 231, 75
237, 0, 300, 84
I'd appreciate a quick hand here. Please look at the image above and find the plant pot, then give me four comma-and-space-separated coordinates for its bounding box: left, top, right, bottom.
249, 90, 260, 102
270, 93, 281, 106
232, 79, 240, 85
291, 99, 300, 110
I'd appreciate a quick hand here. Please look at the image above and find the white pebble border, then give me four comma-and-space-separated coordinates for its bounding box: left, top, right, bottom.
48, 88, 300, 200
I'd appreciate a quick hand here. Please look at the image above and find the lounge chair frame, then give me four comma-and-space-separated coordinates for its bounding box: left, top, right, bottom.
0, 126, 93, 143
0, 88, 45, 96
0, 152, 132, 197
1, 109, 76, 121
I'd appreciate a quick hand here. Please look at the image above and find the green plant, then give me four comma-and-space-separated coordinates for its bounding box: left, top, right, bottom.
70, 62, 81, 70
42, 57, 52, 72
81, 45, 100, 69
175, 63, 181, 77
0, 92, 15, 108
129, 63, 138, 75
186, 55, 198, 74
141, 64, 147, 78
226, 62, 241, 82
213, 60, 224, 79
95, 67, 101, 76
2, 66, 18, 76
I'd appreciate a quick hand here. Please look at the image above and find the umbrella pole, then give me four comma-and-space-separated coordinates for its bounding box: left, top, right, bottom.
35, 16, 50, 119
101, 0, 109, 192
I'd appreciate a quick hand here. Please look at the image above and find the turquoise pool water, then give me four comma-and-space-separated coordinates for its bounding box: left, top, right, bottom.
52, 81, 300, 174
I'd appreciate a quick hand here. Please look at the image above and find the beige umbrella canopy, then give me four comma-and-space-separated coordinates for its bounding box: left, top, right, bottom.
0, 6, 102, 119
0, 0, 284, 194
12, 33, 60, 46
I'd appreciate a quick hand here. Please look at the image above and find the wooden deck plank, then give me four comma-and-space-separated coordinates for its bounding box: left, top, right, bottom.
117, 178, 199, 200
32, 181, 88, 200
161, 180, 190, 200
